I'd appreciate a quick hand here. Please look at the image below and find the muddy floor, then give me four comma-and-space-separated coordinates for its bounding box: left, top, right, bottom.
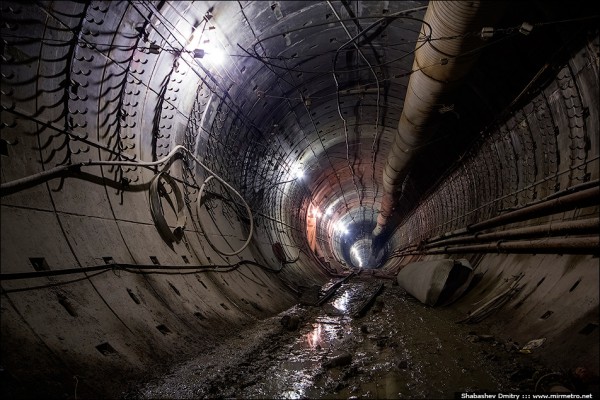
124, 277, 563, 399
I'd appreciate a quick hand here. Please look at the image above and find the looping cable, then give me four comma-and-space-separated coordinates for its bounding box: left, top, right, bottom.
1, 144, 255, 255
149, 171, 187, 243
197, 175, 254, 256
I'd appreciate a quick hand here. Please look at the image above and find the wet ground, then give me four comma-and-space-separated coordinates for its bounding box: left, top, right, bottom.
124, 277, 569, 399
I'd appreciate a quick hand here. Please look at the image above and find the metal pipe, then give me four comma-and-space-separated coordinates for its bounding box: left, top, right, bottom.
425, 236, 599, 255
423, 218, 599, 248
374, 1, 505, 239
498, 179, 600, 212
468, 186, 599, 232
541, 179, 599, 201
422, 161, 599, 242
425, 227, 469, 244
425, 183, 600, 243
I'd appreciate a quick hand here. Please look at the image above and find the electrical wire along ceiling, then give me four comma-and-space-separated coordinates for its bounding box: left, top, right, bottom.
1, 1, 597, 270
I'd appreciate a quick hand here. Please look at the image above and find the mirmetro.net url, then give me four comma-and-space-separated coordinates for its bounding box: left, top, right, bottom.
455, 392, 596, 399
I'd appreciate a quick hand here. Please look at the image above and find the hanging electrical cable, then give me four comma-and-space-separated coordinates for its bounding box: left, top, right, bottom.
149, 170, 187, 243
234, 5, 364, 236
126, 0, 271, 147
32, 3, 254, 255
250, 4, 429, 65
0, 259, 285, 295
129, 1, 323, 258
1, 144, 255, 255
197, 175, 254, 256
327, 0, 380, 215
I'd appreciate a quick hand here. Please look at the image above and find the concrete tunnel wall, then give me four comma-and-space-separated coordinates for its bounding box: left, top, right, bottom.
381, 32, 599, 376
0, 1, 599, 398
0, 1, 331, 397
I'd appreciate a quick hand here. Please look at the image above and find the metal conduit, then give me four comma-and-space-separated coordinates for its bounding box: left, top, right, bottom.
425, 185, 600, 243
468, 186, 600, 232
386, 184, 599, 259
424, 236, 600, 255
426, 180, 600, 243
373, 1, 505, 240
423, 218, 599, 249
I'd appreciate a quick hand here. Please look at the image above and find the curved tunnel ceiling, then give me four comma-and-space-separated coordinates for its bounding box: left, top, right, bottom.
1, 0, 597, 270
194, 0, 428, 268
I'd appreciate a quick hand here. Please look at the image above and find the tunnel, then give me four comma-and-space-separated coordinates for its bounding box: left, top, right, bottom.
1, 1, 598, 398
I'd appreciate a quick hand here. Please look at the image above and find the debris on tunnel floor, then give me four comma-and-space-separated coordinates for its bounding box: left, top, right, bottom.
396, 259, 474, 306
457, 273, 524, 324
123, 276, 599, 399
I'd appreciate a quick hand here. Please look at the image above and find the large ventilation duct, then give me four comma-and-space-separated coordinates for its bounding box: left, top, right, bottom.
373, 1, 506, 239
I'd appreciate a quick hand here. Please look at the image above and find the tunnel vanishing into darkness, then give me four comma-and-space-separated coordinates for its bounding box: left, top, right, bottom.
1, 1, 599, 398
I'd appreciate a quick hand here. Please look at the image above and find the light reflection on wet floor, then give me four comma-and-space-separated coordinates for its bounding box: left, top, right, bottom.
248, 279, 507, 399
134, 278, 512, 399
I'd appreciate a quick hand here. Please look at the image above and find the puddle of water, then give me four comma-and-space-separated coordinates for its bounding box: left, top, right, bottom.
304, 318, 346, 351
133, 280, 515, 400
333, 370, 412, 399
332, 289, 350, 311
306, 323, 323, 349
265, 366, 316, 399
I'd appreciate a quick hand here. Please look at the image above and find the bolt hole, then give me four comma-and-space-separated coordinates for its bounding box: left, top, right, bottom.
569, 279, 581, 292
156, 324, 171, 335
168, 282, 181, 296
578, 323, 598, 335
512, 301, 524, 310
57, 293, 78, 317
540, 310, 554, 320
536, 277, 545, 287
196, 277, 208, 289
29, 257, 50, 272
194, 312, 206, 320
96, 342, 117, 356
127, 288, 141, 304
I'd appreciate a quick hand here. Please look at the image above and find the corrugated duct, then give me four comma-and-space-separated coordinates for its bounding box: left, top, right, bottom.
373, 1, 506, 239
